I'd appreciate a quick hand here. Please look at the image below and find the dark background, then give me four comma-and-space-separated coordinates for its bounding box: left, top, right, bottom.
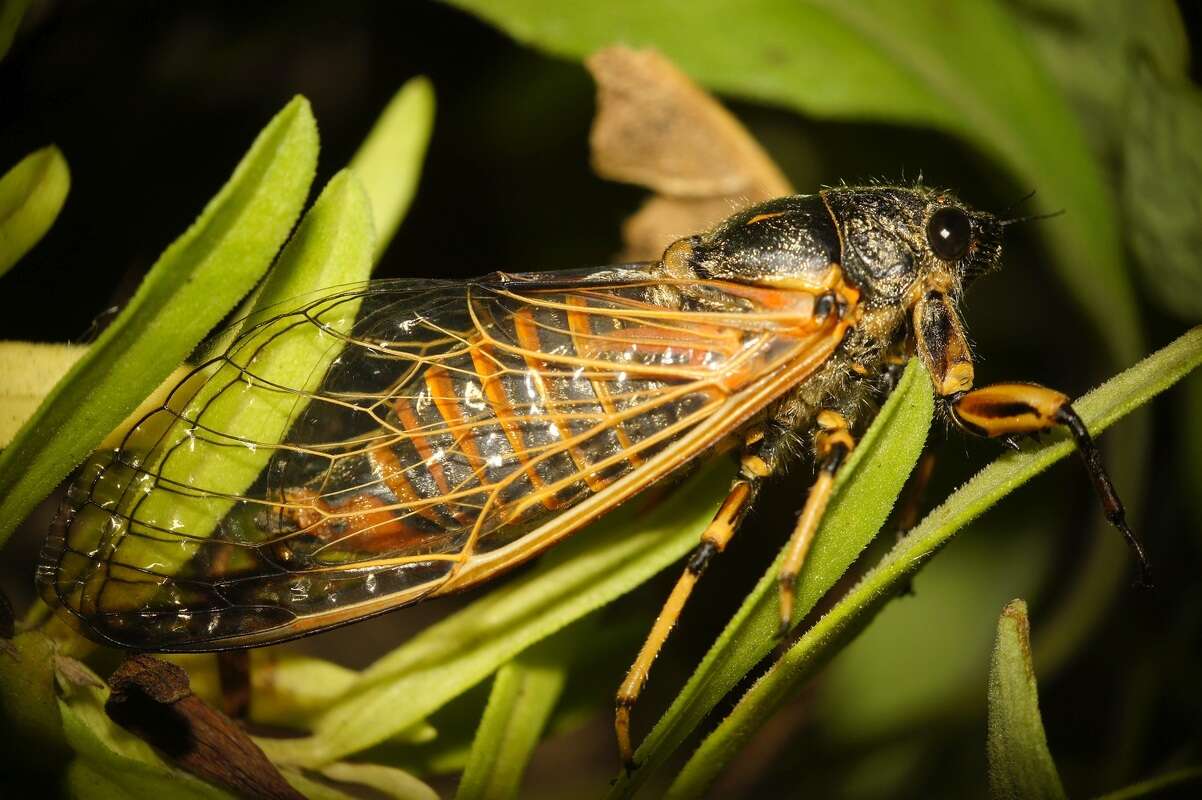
2, 2, 1200, 798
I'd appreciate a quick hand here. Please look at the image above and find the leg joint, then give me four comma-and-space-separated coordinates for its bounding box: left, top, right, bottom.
686, 539, 720, 576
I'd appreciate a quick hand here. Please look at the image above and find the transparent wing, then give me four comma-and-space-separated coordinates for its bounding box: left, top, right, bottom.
39, 266, 849, 650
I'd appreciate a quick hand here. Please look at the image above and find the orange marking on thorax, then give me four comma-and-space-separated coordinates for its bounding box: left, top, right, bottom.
745, 210, 790, 225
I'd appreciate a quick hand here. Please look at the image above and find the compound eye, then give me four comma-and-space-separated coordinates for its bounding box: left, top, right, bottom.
926, 207, 972, 261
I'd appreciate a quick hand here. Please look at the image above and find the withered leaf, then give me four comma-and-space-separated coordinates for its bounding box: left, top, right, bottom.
587, 45, 793, 260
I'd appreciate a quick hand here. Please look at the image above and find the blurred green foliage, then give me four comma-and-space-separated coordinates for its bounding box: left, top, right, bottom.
0, 145, 69, 279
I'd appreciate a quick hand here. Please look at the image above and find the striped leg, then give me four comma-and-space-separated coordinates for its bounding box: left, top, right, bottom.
777, 410, 856, 636
615, 429, 780, 769
949, 382, 1151, 584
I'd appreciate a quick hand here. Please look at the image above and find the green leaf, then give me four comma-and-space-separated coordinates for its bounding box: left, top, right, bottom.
0, 144, 70, 278
455, 623, 577, 800
257, 459, 735, 768
1011, 0, 1188, 163
276, 769, 359, 800
0, 0, 29, 61
0, 341, 86, 448
170, 651, 435, 739
1095, 766, 1202, 800
351, 76, 436, 259
246, 652, 369, 731
609, 358, 933, 798
0, 96, 319, 548
1121, 62, 1202, 320
315, 762, 439, 800
366, 616, 643, 779
986, 600, 1066, 800
444, 0, 1141, 365
0, 632, 71, 771
53, 169, 374, 599
665, 327, 1202, 797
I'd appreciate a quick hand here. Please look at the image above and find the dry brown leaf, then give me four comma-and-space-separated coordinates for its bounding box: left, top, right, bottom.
587, 45, 793, 260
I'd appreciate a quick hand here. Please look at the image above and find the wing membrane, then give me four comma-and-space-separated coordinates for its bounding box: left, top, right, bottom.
38, 267, 849, 649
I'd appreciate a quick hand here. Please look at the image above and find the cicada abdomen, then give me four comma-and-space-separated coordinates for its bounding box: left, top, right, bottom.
39, 266, 852, 650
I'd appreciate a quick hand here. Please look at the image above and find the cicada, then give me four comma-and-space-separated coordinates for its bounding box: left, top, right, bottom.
38, 185, 1148, 765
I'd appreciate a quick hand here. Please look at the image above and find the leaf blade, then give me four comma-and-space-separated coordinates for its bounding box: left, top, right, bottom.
0, 144, 70, 278
86, 168, 376, 598
986, 599, 1067, 800
455, 626, 576, 800
0, 341, 86, 448
0, 96, 319, 547
350, 76, 436, 259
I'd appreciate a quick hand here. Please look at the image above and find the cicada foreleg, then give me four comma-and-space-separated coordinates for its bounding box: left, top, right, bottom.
615, 425, 785, 769
949, 382, 1151, 585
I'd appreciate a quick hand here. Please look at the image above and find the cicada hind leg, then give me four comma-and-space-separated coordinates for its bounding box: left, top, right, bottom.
614, 426, 775, 769
614, 413, 857, 770
948, 382, 1151, 585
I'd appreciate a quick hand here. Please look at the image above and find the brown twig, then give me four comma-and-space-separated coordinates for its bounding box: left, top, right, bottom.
106, 655, 302, 800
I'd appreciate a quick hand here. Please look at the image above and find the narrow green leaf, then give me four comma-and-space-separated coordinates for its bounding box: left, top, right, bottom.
277, 769, 358, 800
1095, 766, 1202, 800
257, 459, 734, 768
667, 327, 1202, 797
444, 0, 1140, 365
809, 511, 1054, 747
70, 169, 375, 604
0, 144, 70, 277
0, 0, 29, 61
455, 625, 576, 800
317, 762, 439, 800
610, 359, 933, 798
169, 651, 433, 738
0, 632, 71, 771
246, 652, 365, 731
0, 341, 86, 448
0, 96, 319, 547
370, 616, 643, 778
986, 600, 1066, 800
351, 76, 436, 259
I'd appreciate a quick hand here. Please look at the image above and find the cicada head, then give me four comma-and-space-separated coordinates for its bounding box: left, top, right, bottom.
662, 188, 1003, 306
657, 186, 1006, 398
819, 185, 1005, 398
819, 185, 1003, 305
